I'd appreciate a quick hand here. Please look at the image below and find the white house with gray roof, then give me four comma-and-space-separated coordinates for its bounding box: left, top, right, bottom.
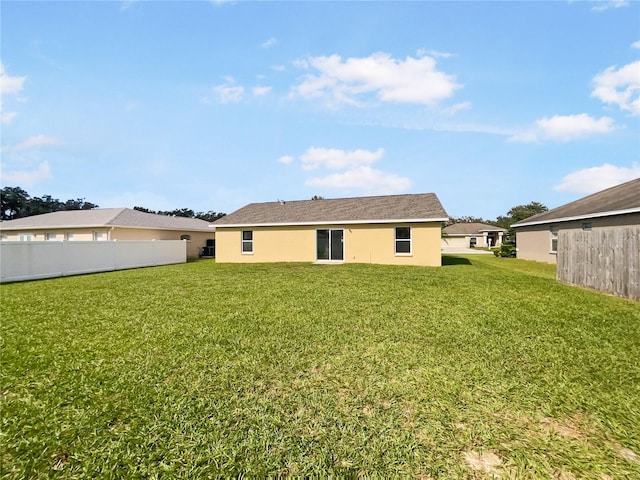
0, 208, 216, 260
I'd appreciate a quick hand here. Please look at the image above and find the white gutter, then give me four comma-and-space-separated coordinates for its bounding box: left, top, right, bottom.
214, 217, 449, 228
512, 207, 640, 228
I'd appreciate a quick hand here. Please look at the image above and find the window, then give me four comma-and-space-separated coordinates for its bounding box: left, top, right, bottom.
180, 234, 191, 241
582, 222, 592, 231
469, 237, 477, 248
94, 232, 107, 241
395, 227, 411, 255
46, 233, 58, 241
550, 226, 559, 253
19, 233, 34, 242
241, 230, 253, 253
0, 234, 7, 241
66, 233, 75, 241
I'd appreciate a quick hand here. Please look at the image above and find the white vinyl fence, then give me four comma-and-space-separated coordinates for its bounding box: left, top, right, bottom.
0, 240, 187, 283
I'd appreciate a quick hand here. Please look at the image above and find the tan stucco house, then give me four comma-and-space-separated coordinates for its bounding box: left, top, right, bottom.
512, 178, 640, 264
0, 208, 216, 260
213, 193, 448, 266
441, 222, 507, 249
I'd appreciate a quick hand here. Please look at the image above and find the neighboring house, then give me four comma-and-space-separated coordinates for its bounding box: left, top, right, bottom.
213, 193, 448, 266
441, 222, 506, 249
511, 178, 640, 264
0, 208, 216, 260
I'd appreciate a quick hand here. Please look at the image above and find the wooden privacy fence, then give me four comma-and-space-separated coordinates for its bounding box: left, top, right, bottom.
557, 227, 639, 301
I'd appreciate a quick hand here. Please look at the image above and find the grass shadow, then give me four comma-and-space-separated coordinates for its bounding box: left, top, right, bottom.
442, 255, 473, 266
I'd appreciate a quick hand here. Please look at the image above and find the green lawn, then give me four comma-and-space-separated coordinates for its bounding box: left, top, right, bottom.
2, 256, 639, 478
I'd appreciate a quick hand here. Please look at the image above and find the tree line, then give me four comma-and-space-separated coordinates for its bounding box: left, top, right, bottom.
0, 186, 226, 222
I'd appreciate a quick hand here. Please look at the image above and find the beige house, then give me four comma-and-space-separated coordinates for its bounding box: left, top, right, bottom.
512, 178, 640, 264
0, 208, 216, 260
442, 222, 507, 249
213, 193, 448, 266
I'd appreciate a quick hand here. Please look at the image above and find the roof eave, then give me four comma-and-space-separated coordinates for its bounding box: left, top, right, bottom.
215, 217, 449, 228
512, 207, 640, 228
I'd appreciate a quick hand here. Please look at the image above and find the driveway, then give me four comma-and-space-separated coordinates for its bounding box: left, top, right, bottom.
441, 247, 493, 255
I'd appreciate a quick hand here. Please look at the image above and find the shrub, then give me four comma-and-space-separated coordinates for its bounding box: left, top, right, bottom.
493, 244, 516, 257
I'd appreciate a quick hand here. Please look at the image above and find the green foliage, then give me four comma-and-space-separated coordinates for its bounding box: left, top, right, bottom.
493, 244, 517, 257
133, 206, 226, 222
1, 258, 639, 478
495, 201, 549, 240
0, 186, 98, 220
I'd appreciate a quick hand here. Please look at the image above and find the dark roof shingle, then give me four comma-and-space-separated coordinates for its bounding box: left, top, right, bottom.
214, 193, 448, 227
512, 178, 640, 227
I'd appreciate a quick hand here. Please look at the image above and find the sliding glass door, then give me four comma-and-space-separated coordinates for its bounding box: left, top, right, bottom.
316, 229, 344, 261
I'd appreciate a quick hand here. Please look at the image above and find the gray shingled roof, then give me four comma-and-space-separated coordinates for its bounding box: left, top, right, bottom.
512, 177, 640, 227
0, 208, 215, 231
213, 193, 448, 227
443, 222, 507, 235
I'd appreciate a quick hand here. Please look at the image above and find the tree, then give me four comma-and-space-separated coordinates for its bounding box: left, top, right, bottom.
133, 206, 226, 222
496, 201, 548, 240
446, 215, 494, 226
1, 187, 30, 220
195, 211, 226, 222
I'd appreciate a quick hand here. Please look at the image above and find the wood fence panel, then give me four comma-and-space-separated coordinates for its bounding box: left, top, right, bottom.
557, 227, 639, 301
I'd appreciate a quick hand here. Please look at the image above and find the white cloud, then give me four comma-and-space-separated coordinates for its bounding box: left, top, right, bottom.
252, 86, 271, 96
261, 37, 277, 49
305, 166, 412, 194
510, 114, 615, 142
2, 161, 52, 187
591, 0, 630, 12
554, 163, 640, 194
418, 49, 455, 59
0, 62, 26, 95
632, 41, 640, 49
212, 78, 244, 103
2, 134, 61, 152
2, 110, 17, 124
441, 101, 471, 115
591, 60, 640, 115
291, 52, 461, 107
277, 155, 294, 165
300, 147, 384, 170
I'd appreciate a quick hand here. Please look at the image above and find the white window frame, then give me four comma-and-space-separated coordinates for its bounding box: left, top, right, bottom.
550, 226, 559, 254
66, 233, 75, 241
241, 230, 253, 254
94, 231, 107, 241
46, 233, 59, 241
395, 226, 412, 255
19, 233, 34, 242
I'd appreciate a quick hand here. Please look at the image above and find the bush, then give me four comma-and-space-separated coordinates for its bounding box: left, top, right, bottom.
493, 244, 516, 257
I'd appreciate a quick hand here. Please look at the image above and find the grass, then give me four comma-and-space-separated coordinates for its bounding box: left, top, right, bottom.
1, 255, 639, 478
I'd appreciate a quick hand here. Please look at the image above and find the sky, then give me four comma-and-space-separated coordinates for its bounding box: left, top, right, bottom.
1, 0, 639, 220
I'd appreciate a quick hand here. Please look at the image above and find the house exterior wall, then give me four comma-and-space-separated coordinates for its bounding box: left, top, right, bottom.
215, 222, 443, 266
0, 227, 214, 260
515, 213, 640, 264
441, 236, 469, 248
110, 228, 214, 260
